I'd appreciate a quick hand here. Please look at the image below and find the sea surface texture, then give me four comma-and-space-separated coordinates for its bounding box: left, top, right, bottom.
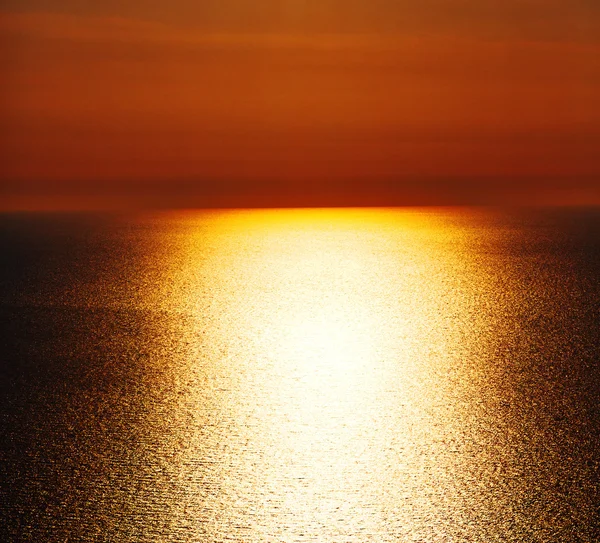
1, 208, 599, 542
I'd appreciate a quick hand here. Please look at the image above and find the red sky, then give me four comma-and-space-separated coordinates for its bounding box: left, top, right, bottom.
1, 1, 599, 208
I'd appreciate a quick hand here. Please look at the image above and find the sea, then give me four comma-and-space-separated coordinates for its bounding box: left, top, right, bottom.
1, 208, 599, 542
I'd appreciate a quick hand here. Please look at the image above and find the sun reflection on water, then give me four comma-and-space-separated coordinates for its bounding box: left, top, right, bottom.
4, 208, 598, 541
156, 208, 490, 540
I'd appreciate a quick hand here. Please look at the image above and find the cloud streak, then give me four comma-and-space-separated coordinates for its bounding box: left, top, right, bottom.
1, 8, 599, 207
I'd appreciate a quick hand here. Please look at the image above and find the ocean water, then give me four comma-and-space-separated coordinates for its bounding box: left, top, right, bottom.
0, 208, 599, 542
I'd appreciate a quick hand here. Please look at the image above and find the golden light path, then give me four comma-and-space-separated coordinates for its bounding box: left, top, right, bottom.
136, 208, 528, 541
3, 208, 596, 541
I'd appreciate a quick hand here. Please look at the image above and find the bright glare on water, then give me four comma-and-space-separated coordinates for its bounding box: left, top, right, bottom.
1, 208, 599, 542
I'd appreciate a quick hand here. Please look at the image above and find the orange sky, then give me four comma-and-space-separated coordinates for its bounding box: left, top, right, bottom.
1, 1, 599, 208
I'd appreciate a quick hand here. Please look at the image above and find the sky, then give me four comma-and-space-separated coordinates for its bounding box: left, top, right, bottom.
1, 0, 599, 208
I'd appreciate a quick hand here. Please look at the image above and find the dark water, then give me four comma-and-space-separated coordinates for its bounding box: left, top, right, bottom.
1, 208, 599, 542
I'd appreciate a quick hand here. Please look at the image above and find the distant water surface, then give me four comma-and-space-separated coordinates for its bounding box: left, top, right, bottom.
1, 208, 599, 542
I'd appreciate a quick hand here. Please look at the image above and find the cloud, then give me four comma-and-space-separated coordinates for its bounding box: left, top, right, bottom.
2, 0, 600, 42
1, 10, 599, 194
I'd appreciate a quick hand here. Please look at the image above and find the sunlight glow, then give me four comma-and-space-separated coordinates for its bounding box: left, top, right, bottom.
160, 208, 485, 540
